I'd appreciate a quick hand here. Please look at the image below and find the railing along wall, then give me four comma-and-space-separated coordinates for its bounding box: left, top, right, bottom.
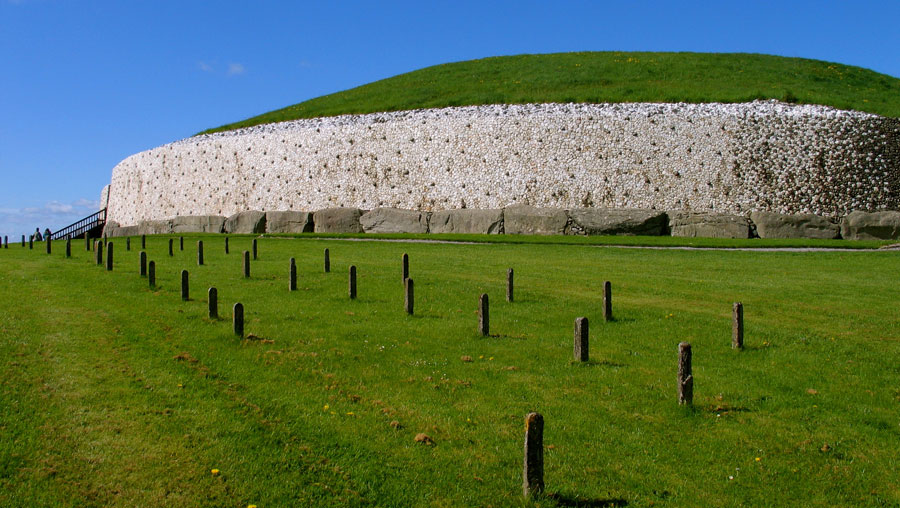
51, 208, 106, 240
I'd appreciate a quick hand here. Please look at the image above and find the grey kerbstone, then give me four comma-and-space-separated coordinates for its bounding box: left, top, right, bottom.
840, 210, 900, 240
103, 222, 141, 238
360, 208, 429, 234
668, 211, 751, 238
569, 208, 668, 236
750, 211, 839, 239
138, 220, 173, 235
266, 211, 314, 233
503, 205, 568, 235
313, 207, 363, 233
429, 209, 503, 234
171, 215, 226, 233
224, 211, 266, 234
102, 221, 120, 236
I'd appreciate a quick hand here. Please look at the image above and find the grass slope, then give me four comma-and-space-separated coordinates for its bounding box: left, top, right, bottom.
202, 52, 900, 134
1, 235, 899, 507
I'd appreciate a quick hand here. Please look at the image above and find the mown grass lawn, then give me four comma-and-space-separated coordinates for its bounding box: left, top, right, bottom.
1, 235, 898, 507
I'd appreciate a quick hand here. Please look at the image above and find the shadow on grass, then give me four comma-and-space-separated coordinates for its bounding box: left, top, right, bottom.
546, 492, 628, 507
569, 360, 626, 368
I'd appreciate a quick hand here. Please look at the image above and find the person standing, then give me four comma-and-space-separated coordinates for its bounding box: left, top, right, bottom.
34, 228, 43, 241
44, 228, 51, 240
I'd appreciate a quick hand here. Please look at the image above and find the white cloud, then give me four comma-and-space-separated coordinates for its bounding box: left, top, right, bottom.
0, 199, 100, 237
227, 63, 246, 76
198, 61, 214, 72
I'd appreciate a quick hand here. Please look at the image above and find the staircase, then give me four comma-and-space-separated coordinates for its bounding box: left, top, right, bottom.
51, 208, 106, 240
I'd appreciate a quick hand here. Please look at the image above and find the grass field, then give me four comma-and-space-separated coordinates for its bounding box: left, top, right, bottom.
201, 52, 900, 134
1, 235, 899, 507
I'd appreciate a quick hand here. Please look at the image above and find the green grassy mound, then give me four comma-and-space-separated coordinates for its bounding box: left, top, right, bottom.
2, 235, 899, 506
202, 52, 900, 134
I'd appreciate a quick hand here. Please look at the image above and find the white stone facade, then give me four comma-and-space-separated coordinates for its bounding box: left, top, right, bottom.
106, 101, 899, 226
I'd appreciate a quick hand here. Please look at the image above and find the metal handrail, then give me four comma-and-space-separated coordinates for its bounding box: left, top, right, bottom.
51, 208, 106, 240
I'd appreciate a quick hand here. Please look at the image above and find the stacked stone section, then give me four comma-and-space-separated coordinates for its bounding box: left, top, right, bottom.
105, 101, 899, 230
102, 207, 900, 240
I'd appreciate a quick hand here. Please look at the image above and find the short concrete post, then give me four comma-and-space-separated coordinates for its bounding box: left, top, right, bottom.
65, 238, 71, 258
148, 261, 156, 288
402, 253, 409, 283
140, 251, 147, 276
233, 303, 244, 337
126, 237, 130, 251
29, 236, 33, 249
523, 412, 545, 498
141, 235, 146, 249
603, 281, 612, 322
732, 302, 744, 350
95, 241, 103, 265
405, 278, 414, 315
479, 293, 489, 336
46, 236, 51, 254
168, 238, 173, 257
507, 268, 514, 302
181, 270, 189, 301
324, 248, 330, 273
349, 265, 357, 299
106, 242, 113, 271
574, 317, 589, 362
197, 240, 204, 266
208, 287, 218, 319
678, 342, 693, 406
179, 236, 184, 251
289, 258, 297, 291
242, 250, 250, 278
252, 239, 258, 260
224, 236, 229, 254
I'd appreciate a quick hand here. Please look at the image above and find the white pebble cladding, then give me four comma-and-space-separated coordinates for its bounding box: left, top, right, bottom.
106, 101, 899, 226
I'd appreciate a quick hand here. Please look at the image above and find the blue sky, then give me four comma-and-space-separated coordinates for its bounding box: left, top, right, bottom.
1, 0, 897, 235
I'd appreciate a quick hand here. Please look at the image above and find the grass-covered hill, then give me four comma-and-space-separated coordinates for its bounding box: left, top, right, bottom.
202, 51, 900, 134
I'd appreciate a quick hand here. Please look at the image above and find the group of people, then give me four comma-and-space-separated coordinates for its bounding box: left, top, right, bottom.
31, 227, 52, 241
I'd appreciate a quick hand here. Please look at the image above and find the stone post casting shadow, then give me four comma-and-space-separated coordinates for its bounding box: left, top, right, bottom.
523, 412, 544, 497
402, 253, 409, 283
106, 242, 113, 271
732, 302, 744, 349
479, 293, 489, 336
181, 270, 189, 301
233, 303, 244, 337
574, 317, 589, 362
148, 261, 156, 288
289, 258, 297, 291
678, 342, 693, 406
208, 287, 218, 319
405, 278, 414, 315
349, 265, 357, 299
603, 281, 612, 322
242, 251, 250, 278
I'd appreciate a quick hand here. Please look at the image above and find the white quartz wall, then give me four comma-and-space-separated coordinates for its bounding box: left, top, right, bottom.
106, 101, 900, 225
